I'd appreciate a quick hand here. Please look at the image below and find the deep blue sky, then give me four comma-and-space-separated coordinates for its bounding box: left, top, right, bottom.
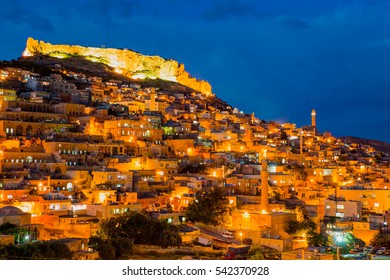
1, 0, 390, 142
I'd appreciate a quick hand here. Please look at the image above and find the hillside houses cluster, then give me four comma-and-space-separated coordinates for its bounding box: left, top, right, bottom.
1, 64, 390, 252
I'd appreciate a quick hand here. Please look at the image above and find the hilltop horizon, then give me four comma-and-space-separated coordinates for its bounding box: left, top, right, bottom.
0, 37, 386, 147
1, 1, 390, 142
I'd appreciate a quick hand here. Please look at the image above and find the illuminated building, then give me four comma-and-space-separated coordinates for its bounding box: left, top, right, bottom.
311, 109, 316, 128
261, 161, 269, 212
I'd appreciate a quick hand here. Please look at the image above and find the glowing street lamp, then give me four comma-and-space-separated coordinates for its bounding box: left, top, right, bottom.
16, 232, 30, 245
334, 233, 344, 260
335, 234, 343, 243
239, 232, 243, 245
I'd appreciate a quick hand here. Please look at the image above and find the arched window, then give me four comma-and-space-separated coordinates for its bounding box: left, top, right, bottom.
26, 125, 33, 136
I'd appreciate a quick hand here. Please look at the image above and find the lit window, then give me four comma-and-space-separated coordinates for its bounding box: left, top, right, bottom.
49, 204, 60, 210
374, 203, 379, 207
336, 205, 344, 210
326, 205, 331, 209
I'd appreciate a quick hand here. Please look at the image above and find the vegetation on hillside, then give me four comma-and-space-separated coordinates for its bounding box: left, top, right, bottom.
88, 211, 181, 259
185, 187, 230, 226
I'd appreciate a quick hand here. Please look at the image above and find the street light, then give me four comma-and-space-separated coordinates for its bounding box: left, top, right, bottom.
16, 231, 29, 245
239, 232, 243, 245
334, 233, 344, 260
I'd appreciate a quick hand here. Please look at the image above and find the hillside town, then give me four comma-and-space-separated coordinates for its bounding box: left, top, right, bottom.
0, 55, 390, 260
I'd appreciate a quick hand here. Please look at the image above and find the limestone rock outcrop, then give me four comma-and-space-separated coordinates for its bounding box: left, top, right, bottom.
23, 37, 212, 96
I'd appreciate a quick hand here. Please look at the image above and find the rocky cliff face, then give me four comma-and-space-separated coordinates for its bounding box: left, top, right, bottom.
23, 37, 212, 96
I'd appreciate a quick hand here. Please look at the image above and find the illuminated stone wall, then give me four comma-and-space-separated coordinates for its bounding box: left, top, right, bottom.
24, 38, 213, 96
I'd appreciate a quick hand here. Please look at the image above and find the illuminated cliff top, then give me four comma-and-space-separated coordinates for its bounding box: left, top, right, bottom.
23, 37, 213, 96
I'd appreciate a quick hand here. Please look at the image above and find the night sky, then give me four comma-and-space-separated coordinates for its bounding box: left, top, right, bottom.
1, 0, 390, 142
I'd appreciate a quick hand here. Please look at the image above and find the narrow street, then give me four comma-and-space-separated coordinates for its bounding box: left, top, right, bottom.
198, 226, 241, 245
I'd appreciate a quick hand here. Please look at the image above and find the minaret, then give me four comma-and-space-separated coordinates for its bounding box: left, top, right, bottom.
47, 176, 51, 192
300, 131, 303, 156
260, 161, 269, 212
311, 109, 316, 128
150, 92, 156, 111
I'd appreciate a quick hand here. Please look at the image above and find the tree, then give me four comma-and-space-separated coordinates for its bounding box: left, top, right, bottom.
0, 222, 17, 233
101, 211, 149, 242
88, 236, 116, 260
88, 236, 133, 260
0, 242, 73, 260
295, 205, 306, 222
307, 231, 328, 247
371, 228, 390, 248
285, 206, 316, 235
286, 164, 308, 181
99, 211, 181, 248
285, 221, 302, 235
185, 187, 229, 226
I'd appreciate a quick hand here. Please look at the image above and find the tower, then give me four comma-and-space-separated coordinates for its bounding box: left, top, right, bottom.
260, 161, 269, 212
150, 92, 156, 111
311, 109, 316, 128
300, 130, 303, 156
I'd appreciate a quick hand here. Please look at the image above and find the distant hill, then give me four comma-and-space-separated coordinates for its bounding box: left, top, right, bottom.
340, 136, 390, 154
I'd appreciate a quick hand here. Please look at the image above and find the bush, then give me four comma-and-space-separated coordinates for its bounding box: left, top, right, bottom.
248, 245, 281, 260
